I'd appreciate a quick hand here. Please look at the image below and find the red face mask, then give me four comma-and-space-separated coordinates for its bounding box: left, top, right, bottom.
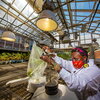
72, 60, 84, 69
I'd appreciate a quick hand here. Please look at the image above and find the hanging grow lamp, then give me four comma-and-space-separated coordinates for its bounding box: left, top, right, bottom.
1, 31, 16, 42
36, 10, 58, 31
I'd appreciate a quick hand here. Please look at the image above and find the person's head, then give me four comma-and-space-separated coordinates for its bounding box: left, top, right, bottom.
71, 47, 88, 69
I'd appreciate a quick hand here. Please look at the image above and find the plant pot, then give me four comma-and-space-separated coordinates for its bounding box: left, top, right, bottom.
45, 80, 58, 95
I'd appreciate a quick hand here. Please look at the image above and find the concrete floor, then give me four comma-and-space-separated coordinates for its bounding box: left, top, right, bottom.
0, 62, 30, 100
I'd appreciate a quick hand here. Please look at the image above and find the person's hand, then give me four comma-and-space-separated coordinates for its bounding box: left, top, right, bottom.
42, 46, 53, 53
42, 46, 49, 50
40, 55, 62, 72
54, 63, 62, 72
40, 55, 54, 65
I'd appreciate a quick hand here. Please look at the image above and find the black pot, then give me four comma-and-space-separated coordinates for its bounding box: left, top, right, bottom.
45, 80, 58, 95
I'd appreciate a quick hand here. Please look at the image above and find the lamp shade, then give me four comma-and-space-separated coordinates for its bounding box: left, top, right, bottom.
36, 10, 58, 31
1, 31, 16, 42
62, 35, 70, 43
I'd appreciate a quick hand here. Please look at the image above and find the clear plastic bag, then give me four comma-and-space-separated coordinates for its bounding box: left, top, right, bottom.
27, 43, 47, 85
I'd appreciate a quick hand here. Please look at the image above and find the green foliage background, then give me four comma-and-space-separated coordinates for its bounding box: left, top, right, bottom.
57, 51, 71, 60
0, 52, 30, 61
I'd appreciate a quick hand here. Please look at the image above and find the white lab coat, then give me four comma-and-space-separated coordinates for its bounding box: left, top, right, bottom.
53, 56, 100, 100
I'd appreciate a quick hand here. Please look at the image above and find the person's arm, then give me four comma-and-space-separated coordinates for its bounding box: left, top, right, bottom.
60, 64, 100, 93
40, 55, 62, 72
41, 46, 73, 72
59, 68, 87, 92
52, 55, 73, 72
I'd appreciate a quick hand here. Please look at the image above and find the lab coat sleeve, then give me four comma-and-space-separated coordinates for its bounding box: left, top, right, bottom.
52, 55, 72, 71
84, 75, 100, 96
59, 68, 87, 92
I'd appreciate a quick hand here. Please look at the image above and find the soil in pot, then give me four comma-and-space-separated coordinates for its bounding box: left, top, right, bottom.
45, 80, 58, 95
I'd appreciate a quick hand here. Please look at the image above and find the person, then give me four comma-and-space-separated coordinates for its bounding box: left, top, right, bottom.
40, 46, 100, 100
92, 38, 99, 49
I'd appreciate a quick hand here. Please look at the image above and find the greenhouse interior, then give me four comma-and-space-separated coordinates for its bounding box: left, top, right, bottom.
0, 0, 100, 100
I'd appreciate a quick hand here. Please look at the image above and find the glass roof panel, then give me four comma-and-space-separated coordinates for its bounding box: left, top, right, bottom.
18, 15, 26, 20
6, 0, 14, 3
29, 12, 38, 20
71, 2, 94, 9
60, 0, 65, 2
73, 12, 91, 16
7, 14, 15, 23
93, 17, 100, 20
95, 14, 100, 17
3, 14, 8, 21
91, 23, 98, 27
13, 26, 18, 31
0, 24, 5, 27
21, 24, 28, 29
96, 27, 100, 31
17, 28, 25, 33
9, 8, 19, 16
85, 39, 91, 44
0, 10, 5, 18
1, 1, 9, 9
13, 20, 22, 26
22, 4, 33, 17
62, 5, 67, 10
1, 20, 8, 25
31, 31, 37, 35
0, 0, 100, 47
93, 34, 100, 38
83, 17, 90, 22
27, 28, 33, 33
64, 11, 69, 15
12, 0, 27, 11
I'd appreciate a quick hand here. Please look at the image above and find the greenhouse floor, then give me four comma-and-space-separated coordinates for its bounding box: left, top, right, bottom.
0, 62, 33, 100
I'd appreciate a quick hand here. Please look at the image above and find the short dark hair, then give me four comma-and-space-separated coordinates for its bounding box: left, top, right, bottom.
71, 47, 88, 58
